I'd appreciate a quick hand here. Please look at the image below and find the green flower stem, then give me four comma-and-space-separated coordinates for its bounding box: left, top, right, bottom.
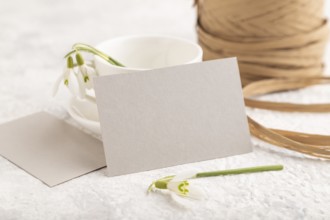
64, 43, 125, 67
148, 165, 283, 193
195, 165, 283, 178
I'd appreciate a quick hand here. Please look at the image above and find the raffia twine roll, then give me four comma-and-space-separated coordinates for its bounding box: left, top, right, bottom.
196, 0, 330, 159
196, 0, 329, 85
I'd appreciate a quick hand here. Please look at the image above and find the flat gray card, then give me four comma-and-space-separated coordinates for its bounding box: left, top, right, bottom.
0, 112, 106, 187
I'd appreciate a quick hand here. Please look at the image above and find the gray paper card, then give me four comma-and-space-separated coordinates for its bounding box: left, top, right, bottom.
94, 58, 252, 177
0, 112, 106, 187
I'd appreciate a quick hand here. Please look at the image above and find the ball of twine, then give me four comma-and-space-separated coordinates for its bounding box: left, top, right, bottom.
196, 0, 329, 85
196, 0, 330, 159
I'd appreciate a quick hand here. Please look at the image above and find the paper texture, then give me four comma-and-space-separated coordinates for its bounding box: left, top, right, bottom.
0, 112, 106, 187
94, 58, 252, 176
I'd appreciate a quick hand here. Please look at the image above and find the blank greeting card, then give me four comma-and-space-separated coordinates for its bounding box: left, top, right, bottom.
94, 58, 252, 177
0, 112, 106, 187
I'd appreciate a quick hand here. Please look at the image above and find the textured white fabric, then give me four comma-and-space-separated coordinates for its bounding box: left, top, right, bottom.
1, 0, 330, 219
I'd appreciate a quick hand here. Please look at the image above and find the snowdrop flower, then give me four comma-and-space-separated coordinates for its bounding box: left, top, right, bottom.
148, 165, 284, 201
75, 52, 97, 91
54, 43, 124, 99
53, 56, 84, 97
148, 171, 203, 200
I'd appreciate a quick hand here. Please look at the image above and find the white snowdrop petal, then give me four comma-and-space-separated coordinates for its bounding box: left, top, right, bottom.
79, 65, 87, 76
76, 73, 87, 98
85, 65, 96, 89
167, 181, 181, 195
53, 67, 71, 96
169, 192, 191, 209
185, 185, 204, 200
67, 72, 80, 97
86, 65, 97, 76
172, 170, 197, 181
63, 68, 70, 79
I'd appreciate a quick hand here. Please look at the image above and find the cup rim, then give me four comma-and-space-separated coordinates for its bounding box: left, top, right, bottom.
94, 34, 203, 71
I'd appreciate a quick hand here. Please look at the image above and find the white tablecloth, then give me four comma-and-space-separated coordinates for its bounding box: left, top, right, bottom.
1, 0, 330, 219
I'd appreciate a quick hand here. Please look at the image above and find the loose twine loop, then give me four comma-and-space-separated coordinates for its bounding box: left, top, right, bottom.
196, 0, 330, 159
245, 77, 330, 159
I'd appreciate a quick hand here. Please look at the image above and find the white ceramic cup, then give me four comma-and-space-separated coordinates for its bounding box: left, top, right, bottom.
94, 35, 203, 75
69, 35, 203, 135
